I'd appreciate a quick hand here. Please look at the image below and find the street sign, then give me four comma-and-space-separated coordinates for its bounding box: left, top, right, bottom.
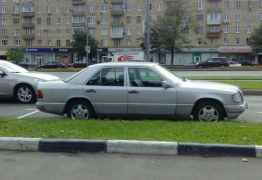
85, 46, 90, 54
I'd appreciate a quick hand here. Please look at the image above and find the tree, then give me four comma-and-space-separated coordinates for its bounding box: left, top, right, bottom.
248, 23, 262, 53
150, 0, 191, 64
6, 48, 24, 63
71, 31, 98, 61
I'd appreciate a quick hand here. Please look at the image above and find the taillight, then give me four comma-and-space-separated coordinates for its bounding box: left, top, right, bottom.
36, 90, 43, 99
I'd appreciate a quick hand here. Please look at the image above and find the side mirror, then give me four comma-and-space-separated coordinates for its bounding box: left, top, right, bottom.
162, 81, 172, 89
0, 70, 6, 77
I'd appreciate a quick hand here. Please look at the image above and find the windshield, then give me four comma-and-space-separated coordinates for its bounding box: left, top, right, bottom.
0, 61, 28, 73
64, 67, 88, 82
155, 65, 183, 83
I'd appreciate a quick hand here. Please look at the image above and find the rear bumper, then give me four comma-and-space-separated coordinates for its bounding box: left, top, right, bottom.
36, 102, 65, 115
225, 101, 248, 119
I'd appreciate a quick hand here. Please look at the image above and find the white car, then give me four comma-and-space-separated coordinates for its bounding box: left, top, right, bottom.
0, 60, 59, 103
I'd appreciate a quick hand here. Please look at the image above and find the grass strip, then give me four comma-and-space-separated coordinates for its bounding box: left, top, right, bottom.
186, 76, 262, 80
211, 80, 262, 90
0, 118, 262, 145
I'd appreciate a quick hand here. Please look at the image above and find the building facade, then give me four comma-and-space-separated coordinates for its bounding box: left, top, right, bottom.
1, 0, 262, 65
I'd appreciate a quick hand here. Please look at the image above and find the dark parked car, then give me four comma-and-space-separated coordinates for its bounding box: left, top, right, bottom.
39, 62, 67, 69
196, 57, 230, 68
72, 62, 89, 68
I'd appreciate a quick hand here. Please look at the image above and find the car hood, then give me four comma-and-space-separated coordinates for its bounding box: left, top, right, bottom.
180, 80, 240, 94
17, 72, 60, 81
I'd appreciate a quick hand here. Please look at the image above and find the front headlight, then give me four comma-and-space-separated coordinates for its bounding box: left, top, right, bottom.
232, 92, 243, 103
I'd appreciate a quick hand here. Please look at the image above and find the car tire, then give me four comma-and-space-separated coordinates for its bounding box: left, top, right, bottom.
193, 101, 225, 122
67, 100, 95, 120
15, 85, 36, 104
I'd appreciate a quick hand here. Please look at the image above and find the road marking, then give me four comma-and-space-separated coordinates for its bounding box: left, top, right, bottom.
17, 110, 39, 120
25, 108, 37, 111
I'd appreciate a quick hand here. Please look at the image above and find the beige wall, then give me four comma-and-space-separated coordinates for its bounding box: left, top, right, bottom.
1, 0, 262, 51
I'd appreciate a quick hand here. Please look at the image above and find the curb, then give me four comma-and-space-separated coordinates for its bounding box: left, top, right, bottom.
243, 90, 262, 96
0, 137, 261, 158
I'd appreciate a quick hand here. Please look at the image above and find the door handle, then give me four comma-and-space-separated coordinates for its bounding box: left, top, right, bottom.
85, 89, 96, 93
128, 90, 139, 94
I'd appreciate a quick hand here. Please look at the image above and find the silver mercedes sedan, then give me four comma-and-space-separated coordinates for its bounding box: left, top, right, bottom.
36, 62, 247, 121
0, 60, 59, 103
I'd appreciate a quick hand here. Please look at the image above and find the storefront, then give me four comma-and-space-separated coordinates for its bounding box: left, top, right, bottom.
0, 50, 7, 60
23, 48, 72, 65
218, 46, 254, 63
152, 48, 218, 65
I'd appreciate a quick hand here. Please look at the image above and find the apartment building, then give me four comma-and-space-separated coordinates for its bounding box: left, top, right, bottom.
1, 0, 262, 65
0, 0, 72, 64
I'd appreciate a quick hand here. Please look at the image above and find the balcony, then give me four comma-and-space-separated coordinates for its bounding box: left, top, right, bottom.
207, 13, 221, 25
23, 33, 35, 40
22, 22, 34, 28
22, 12, 35, 17
111, 5, 124, 16
72, 22, 86, 27
72, 0, 85, 6
111, 27, 124, 39
111, 0, 123, 4
72, 10, 85, 16
207, 30, 222, 38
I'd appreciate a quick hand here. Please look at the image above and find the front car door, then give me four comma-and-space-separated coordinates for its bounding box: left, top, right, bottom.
127, 67, 176, 116
0, 68, 12, 97
84, 67, 127, 115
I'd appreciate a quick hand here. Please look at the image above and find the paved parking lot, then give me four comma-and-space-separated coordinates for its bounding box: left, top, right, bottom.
0, 96, 261, 122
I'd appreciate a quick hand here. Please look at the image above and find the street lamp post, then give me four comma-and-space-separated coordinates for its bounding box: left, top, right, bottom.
85, 19, 90, 64
144, 0, 151, 61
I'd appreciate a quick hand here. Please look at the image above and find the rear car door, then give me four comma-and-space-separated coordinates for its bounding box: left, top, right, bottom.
84, 67, 127, 115
127, 67, 176, 116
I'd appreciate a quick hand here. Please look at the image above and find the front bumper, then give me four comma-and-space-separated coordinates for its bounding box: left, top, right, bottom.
36, 101, 66, 115
225, 101, 248, 119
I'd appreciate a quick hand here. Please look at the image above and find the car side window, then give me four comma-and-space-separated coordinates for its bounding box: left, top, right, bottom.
87, 68, 124, 86
128, 68, 163, 87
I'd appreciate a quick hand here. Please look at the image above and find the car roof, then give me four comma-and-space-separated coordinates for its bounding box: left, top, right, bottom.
89, 62, 158, 68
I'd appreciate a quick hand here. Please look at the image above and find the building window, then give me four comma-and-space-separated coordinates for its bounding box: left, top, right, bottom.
113, 39, 120, 48
224, 24, 229, 33
236, 23, 240, 33
197, 0, 203, 10
38, 40, 42, 45
224, 0, 230, 9
236, 0, 240, 9
13, 18, 20, 24
127, 16, 131, 24
47, 17, 51, 25
1, 39, 8, 46
37, 17, 41, 25
56, 40, 61, 47
260, 0, 262, 8
15, 39, 21, 46
48, 40, 52, 46
235, 13, 240, 22
224, 15, 229, 22
66, 40, 70, 47
247, 24, 252, 34
236, 37, 240, 44
136, 16, 142, 24
224, 37, 228, 45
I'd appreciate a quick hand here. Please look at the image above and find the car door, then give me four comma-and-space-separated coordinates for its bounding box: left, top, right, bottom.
127, 67, 176, 116
83, 67, 127, 115
0, 70, 11, 97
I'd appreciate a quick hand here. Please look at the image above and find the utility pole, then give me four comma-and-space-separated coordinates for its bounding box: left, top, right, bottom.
85, 19, 90, 64
144, 0, 151, 61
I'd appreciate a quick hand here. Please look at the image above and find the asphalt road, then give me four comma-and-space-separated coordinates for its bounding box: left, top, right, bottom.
0, 151, 261, 180
0, 96, 261, 122
46, 71, 262, 80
